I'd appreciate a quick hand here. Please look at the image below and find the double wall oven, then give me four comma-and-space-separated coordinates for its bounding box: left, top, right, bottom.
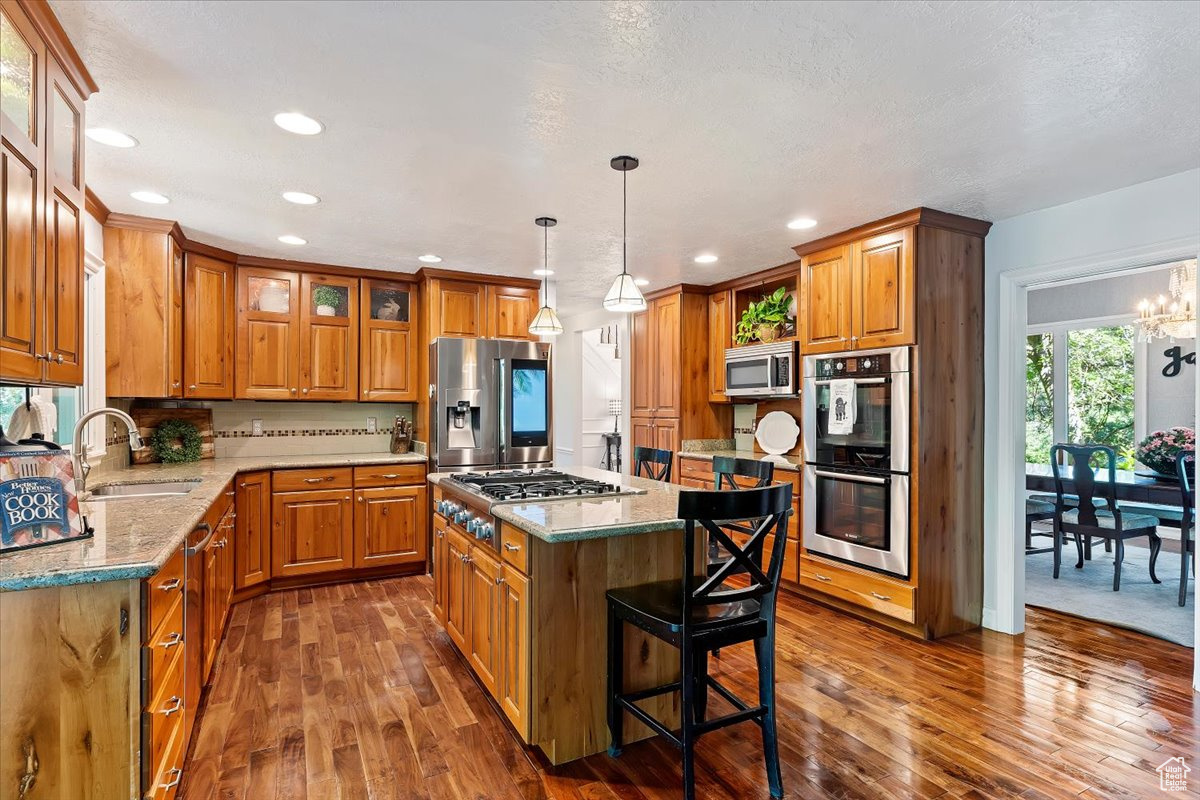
802, 346, 911, 578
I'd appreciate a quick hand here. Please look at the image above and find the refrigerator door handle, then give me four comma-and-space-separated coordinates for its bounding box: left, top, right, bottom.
497, 357, 509, 466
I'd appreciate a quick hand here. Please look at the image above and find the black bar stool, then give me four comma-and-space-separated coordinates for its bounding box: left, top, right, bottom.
633, 446, 673, 482
606, 482, 793, 800
708, 456, 775, 573
1177, 451, 1195, 607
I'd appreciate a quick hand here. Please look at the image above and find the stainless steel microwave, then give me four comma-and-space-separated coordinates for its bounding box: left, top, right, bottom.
723, 341, 798, 397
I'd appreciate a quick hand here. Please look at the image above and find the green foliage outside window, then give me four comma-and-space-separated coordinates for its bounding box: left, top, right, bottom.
1026, 334, 1054, 464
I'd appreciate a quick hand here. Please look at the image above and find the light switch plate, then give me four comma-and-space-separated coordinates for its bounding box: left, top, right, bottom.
252, 418, 263, 436
367, 417, 377, 433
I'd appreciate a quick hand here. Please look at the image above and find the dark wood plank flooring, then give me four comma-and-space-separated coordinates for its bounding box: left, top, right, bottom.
179, 576, 1198, 799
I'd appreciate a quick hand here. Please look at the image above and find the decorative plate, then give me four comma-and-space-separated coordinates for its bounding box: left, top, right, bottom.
755, 411, 800, 455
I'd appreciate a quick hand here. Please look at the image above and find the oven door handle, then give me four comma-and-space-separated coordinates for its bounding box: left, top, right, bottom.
812, 377, 888, 385
814, 470, 888, 485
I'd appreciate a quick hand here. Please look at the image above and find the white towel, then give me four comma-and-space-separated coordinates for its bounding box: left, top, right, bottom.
5, 395, 57, 442
827, 380, 856, 435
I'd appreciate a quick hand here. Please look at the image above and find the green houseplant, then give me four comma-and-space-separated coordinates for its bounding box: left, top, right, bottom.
312, 285, 342, 316
734, 286, 794, 345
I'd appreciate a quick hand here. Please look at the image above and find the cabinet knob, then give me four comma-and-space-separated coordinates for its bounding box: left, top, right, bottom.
290, 388, 298, 394
172, 381, 180, 387
302, 388, 310, 394
239, 482, 248, 488
345, 496, 351, 501
495, 576, 505, 585
189, 384, 197, 390
357, 496, 364, 503
56, 354, 64, 364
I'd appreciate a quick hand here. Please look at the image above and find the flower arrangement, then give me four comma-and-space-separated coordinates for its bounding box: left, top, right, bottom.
1134, 426, 1195, 475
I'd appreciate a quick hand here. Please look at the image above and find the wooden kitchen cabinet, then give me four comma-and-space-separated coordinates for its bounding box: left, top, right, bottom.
271, 488, 355, 578
799, 243, 853, 354
234, 471, 271, 591
444, 527, 471, 650
630, 310, 653, 415
486, 283, 539, 339
651, 293, 682, 416
202, 506, 234, 682
630, 416, 655, 452
498, 563, 530, 737
104, 223, 185, 397
353, 484, 427, 568
799, 226, 914, 354
707, 290, 732, 402
629, 416, 679, 481
360, 278, 418, 401
433, 514, 449, 625
654, 417, 679, 460
300, 273, 358, 400
0, 0, 91, 388
236, 266, 300, 399
430, 278, 485, 337
467, 547, 502, 697
183, 252, 235, 398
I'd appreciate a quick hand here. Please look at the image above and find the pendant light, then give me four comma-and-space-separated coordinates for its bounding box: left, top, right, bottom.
528, 216, 564, 336
603, 155, 647, 312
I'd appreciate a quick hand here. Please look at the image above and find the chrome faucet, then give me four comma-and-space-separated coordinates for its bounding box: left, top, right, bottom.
72, 408, 143, 496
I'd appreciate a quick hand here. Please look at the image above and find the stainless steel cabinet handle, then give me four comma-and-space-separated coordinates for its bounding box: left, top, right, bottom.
870, 591, 891, 602
304, 477, 324, 483
239, 482, 248, 488
503, 543, 521, 552
159, 696, 183, 716
34, 352, 46, 361
158, 578, 181, 592
380, 473, 400, 479
814, 574, 832, 583
160, 768, 183, 790
813, 470, 888, 485
172, 380, 180, 387
186, 522, 214, 555
158, 631, 183, 649
214, 538, 228, 549
495, 576, 505, 585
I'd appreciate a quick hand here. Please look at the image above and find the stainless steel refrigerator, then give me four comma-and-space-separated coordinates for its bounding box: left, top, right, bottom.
429, 337, 553, 471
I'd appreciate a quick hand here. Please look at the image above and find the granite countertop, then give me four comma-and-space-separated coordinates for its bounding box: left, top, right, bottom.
0, 452, 427, 592
432, 465, 687, 543
677, 449, 803, 472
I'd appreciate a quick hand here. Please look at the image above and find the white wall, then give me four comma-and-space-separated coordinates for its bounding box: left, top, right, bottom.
578, 328, 622, 469
552, 308, 631, 471
984, 168, 1200, 687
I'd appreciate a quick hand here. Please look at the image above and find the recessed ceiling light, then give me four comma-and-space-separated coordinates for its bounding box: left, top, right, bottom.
634, 278, 650, 287
85, 127, 138, 148
787, 217, 818, 230
418, 254, 442, 263
273, 112, 324, 135
282, 191, 320, 205
278, 234, 307, 245
130, 190, 169, 204
533, 269, 554, 276
694, 254, 718, 264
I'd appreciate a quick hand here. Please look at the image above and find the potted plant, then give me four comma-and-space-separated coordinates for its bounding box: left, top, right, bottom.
1134, 426, 1195, 476
734, 286, 794, 345
313, 285, 342, 316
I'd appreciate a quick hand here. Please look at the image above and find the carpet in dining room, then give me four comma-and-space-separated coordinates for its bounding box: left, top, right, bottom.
1025, 539, 1194, 647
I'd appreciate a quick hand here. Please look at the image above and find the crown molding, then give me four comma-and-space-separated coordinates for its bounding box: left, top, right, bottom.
18, 0, 99, 98
84, 187, 109, 224
791, 207, 991, 258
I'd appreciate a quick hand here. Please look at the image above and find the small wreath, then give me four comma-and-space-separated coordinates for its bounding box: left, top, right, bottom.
150, 419, 203, 463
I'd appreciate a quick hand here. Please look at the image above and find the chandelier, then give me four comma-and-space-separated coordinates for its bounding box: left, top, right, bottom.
1135, 260, 1197, 342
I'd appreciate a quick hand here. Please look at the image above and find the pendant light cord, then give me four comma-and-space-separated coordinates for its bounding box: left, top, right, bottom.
622, 169, 628, 277
543, 223, 549, 304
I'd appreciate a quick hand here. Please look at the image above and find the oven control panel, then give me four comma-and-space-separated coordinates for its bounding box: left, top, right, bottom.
815, 353, 891, 378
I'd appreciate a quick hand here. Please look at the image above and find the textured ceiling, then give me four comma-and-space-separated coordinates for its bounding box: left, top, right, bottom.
54, 0, 1200, 314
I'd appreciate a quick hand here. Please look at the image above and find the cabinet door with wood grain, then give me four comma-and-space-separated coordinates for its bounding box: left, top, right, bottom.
652, 294, 681, 416
300, 273, 358, 400
167, 238, 184, 397
432, 515, 449, 625
707, 290, 731, 402
434, 279, 485, 337
236, 267, 300, 399
234, 471, 271, 590
630, 310, 654, 415
353, 484, 427, 568
467, 548, 501, 698
184, 253, 235, 398
654, 417, 679, 482
486, 284, 539, 340
630, 416, 656, 457
360, 278, 417, 401
271, 489, 354, 578
799, 244, 852, 354
498, 564, 530, 737
445, 528, 471, 650
853, 226, 915, 350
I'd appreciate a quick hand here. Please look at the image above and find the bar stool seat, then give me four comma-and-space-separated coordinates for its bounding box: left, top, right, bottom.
608, 579, 763, 637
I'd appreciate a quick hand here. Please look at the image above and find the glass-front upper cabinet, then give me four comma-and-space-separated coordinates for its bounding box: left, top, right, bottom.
246, 275, 293, 314
310, 280, 351, 318
367, 282, 411, 324
50, 84, 79, 188
0, 8, 37, 144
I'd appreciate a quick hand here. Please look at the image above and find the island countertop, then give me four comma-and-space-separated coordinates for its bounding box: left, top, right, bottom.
0, 452, 427, 592
430, 465, 687, 543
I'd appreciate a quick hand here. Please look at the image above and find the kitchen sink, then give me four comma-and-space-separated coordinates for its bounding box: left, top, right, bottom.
86, 480, 203, 500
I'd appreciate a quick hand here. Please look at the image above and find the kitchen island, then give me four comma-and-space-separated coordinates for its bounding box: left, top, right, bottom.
429, 467, 695, 764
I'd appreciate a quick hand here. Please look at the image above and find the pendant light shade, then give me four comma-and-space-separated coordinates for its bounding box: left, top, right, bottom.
529, 216, 563, 337
604, 155, 646, 313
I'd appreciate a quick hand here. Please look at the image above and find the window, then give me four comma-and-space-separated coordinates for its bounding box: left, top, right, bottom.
0, 386, 81, 445
1025, 333, 1054, 464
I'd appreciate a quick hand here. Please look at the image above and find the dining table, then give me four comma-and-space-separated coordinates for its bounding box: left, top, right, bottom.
1025, 462, 1187, 514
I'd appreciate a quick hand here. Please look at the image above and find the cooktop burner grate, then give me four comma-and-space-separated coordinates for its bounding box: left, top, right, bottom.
448, 470, 623, 500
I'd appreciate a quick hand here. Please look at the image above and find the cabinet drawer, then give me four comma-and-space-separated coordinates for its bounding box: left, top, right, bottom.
146, 715, 185, 800
145, 592, 185, 689
145, 646, 185, 781
272, 467, 353, 492
799, 556, 914, 622
678, 457, 714, 483
353, 463, 426, 487
500, 526, 529, 574
145, 546, 185, 641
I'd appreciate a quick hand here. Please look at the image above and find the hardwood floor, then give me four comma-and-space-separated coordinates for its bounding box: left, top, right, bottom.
179, 576, 1197, 800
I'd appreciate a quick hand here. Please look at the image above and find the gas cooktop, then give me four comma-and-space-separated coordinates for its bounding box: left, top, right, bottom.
447, 469, 637, 502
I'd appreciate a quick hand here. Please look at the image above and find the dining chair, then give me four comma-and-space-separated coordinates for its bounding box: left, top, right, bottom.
1177, 451, 1195, 607
1050, 444, 1163, 591
606, 483, 793, 800
1025, 497, 1056, 555
633, 447, 673, 482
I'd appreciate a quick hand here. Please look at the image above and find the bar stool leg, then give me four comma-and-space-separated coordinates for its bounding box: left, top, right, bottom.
606, 606, 624, 757
754, 634, 783, 799
693, 649, 709, 723
679, 637, 697, 800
